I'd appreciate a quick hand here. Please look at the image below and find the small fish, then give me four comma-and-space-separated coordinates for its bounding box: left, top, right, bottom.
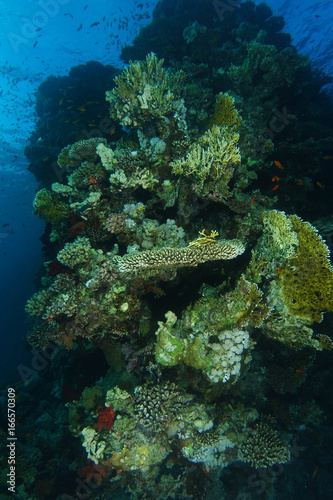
33, 41, 38, 48
272, 175, 280, 182
88, 123, 96, 127
296, 178, 303, 186
272, 185, 279, 191
277, 266, 282, 274
251, 195, 255, 206
77, 105, 86, 112
273, 160, 284, 170
77, 24, 82, 31
45, 317, 53, 322
295, 369, 306, 374
316, 181, 325, 189
90, 21, 100, 27
2, 223, 9, 228
88, 176, 97, 184
323, 155, 333, 160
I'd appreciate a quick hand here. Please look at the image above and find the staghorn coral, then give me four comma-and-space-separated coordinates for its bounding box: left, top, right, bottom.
241, 418, 290, 469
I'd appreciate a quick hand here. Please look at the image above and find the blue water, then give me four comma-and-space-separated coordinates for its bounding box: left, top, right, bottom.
0, 1, 333, 498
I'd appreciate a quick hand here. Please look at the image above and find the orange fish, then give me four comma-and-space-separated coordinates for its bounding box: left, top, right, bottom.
45, 317, 53, 322
272, 184, 279, 191
323, 155, 333, 160
296, 178, 303, 186
277, 266, 282, 274
251, 195, 255, 206
272, 176, 280, 182
273, 160, 284, 170
88, 176, 97, 184
316, 181, 325, 189
295, 369, 306, 374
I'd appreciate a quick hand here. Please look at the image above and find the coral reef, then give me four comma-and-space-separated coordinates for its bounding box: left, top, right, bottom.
19, 2, 333, 497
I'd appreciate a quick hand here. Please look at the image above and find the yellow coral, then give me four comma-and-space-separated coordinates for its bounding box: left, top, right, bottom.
189, 229, 219, 247
170, 125, 240, 191
281, 215, 333, 322
210, 92, 242, 130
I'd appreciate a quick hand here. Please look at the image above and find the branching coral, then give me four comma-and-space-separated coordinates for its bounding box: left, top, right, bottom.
170, 124, 240, 198
106, 52, 186, 140
241, 418, 290, 469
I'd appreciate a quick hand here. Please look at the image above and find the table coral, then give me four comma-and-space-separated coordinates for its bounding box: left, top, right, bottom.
114, 234, 245, 276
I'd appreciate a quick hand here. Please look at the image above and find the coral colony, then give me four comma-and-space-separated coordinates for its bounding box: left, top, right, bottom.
4, 1, 333, 498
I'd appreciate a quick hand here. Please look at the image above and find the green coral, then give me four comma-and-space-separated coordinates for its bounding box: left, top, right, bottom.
57, 236, 92, 269
33, 188, 69, 226
170, 124, 240, 197
155, 311, 254, 385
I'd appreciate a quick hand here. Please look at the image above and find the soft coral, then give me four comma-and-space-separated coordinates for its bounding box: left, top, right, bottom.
94, 406, 116, 431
